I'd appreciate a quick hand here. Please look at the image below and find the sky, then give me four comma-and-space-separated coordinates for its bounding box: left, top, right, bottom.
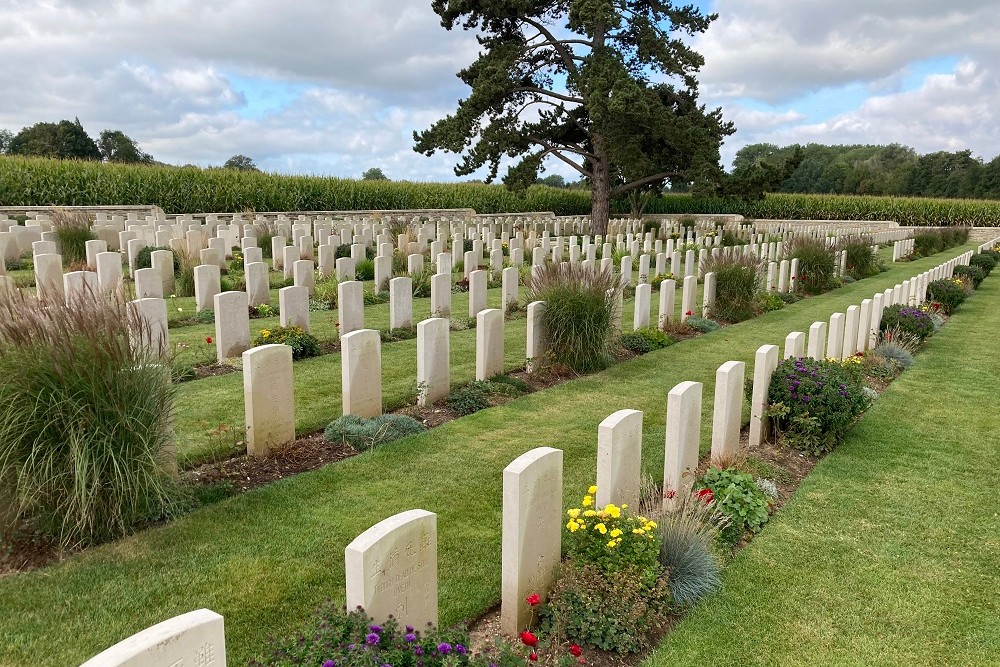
2, 0, 999, 180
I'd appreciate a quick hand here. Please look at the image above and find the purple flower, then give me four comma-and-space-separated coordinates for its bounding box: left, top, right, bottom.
366, 633, 380, 646
406, 626, 414, 633
348, 644, 356, 651
414, 647, 424, 656
455, 645, 467, 655
802, 395, 811, 402
437, 643, 453, 655
381, 664, 392, 667
405, 633, 417, 643
323, 661, 335, 667
369, 625, 383, 634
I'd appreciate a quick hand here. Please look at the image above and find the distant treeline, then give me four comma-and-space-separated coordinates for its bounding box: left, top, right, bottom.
738, 143, 1000, 200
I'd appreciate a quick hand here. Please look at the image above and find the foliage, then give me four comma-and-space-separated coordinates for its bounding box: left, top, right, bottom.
7, 118, 101, 160
696, 467, 771, 545
0, 290, 180, 547
49, 208, 96, 265
839, 235, 882, 279
313, 277, 339, 310
526, 263, 618, 372
620, 327, 674, 354
684, 315, 720, 333
969, 253, 997, 276
409, 268, 433, 297
363, 289, 389, 306
703, 253, 764, 322
97, 130, 153, 164
361, 167, 389, 181
252, 603, 470, 667
777, 291, 802, 304
175, 251, 198, 297
953, 265, 985, 288
871, 342, 914, 370
193, 308, 215, 324
879, 304, 936, 341
658, 494, 724, 606
355, 258, 375, 281
757, 291, 785, 313
445, 383, 492, 415
248, 303, 279, 319
785, 236, 837, 294
767, 357, 870, 455
927, 278, 967, 314
563, 485, 660, 580
539, 561, 672, 655
323, 414, 426, 451
413, 1, 732, 233
252, 326, 322, 360
223, 154, 259, 171
135, 245, 180, 272
380, 326, 418, 342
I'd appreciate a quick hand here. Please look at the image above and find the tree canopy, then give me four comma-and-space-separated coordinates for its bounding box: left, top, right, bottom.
362, 167, 390, 181
223, 154, 260, 172
97, 130, 154, 164
7, 119, 101, 160
414, 0, 732, 233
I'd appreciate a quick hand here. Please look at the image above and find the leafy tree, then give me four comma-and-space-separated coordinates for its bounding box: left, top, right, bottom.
223, 154, 260, 171
97, 130, 153, 164
8, 118, 101, 160
0, 129, 12, 154
536, 173, 566, 188
362, 167, 390, 181
723, 145, 803, 200
414, 0, 731, 235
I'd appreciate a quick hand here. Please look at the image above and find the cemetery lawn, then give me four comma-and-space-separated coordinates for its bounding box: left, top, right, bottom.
646, 262, 1000, 667
0, 245, 977, 667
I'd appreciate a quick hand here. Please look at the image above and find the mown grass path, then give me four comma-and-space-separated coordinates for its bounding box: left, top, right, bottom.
646, 262, 1000, 667
0, 246, 974, 667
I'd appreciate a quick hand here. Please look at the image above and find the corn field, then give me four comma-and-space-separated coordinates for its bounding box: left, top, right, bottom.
2, 156, 999, 225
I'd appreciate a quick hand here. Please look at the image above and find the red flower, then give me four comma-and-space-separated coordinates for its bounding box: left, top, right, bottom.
529, 654, 538, 662
569, 645, 582, 657
696, 488, 714, 504
663, 489, 676, 499
684, 310, 693, 316
520, 632, 538, 648
205, 336, 213, 344
577, 659, 586, 665
525, 593, 541, 607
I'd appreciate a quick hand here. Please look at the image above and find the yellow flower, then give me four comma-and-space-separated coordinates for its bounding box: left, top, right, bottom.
607, 539, 618, 548
582, 495, 593, 507
604, 504, 621, 519
261, 329, 271, 338
632, 528, 645, 535
177, 307, 183, 312
588, 485, 597, 495
610, 528, 623, 538
646, 521, 657, 529
621, 503, 628, 509
567, 508, 580, 519
583, 509, 597, 517
594, 523, 607, 535
566, 521, 579, 532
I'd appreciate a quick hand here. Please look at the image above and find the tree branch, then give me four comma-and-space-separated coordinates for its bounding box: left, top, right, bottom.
520, 17, 586, 75
612, 171, 684, 197
527, 136, 595, 160
513, 87, 584, 104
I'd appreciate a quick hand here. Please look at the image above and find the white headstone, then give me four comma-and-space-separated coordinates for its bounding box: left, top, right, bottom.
596, 409, 642, 509
748, 344, 779, 448
341, 329, 382, 418
476, 308, 504, 380
663, 381, 702, 511
79, 609, 226, 667
710, 361, 745, 463
243, 344, 295, 457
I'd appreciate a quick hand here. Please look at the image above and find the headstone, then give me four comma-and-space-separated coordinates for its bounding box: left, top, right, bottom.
748, 344, 779, 448
150, 249, 175, 296
784, 331, 805, 359
85, 239, 108, 269
633, 282, 651, 330
856, 299, 872, 353
417, 317, 450, 407
502, 266, 519, 311
345, 509, 438, 630
374, 255, 392, 292
78, 609, 226, 667
596, 409, 642, 509
501, 447, 563, 635
526, 300, 546, 373
246, 262, 269, 306
827, 312, 846, 360
133, 267, 162, 299
338, 281, 365, 335
842, 305, 859, 359
702, 271, 716, 319
293, 260, 315, 296
34, 253, 65, 301
96, 251, 124, 294
681, 275, 697, 319
710, 361, 745, 463
807, 322, 827, 360
469, 269, 487, 318
663, 381, 702, 511
341, 329, 382, 417
278, 285, 310, 332
243, 344, 295, 457
476, 308, 504, 380
194, 264, 221, 312
282, 246, 298, 279
658, 279, 676, 326
130, 297, 169, 354
213, 291, 251, 361
431, 273, 452, 318
389, 277, 413, 330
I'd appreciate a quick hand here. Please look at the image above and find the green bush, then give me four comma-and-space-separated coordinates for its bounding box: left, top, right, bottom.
969, 253, 996, 276
410, 268, 432, 297
248, 303, 279, 319
878, 304, 935, 341
839, 235, 882, 279
758, 291, 785, 312
380, 326, 418, 342
135, 245, 180, 272
312, 277, 339, 310
702, 254, 764, 322
785, 236, 837, 294
777, 291, 802, 304
445, 383, 492, 415
913, 230, 944, 257
526, 262, 618, 372
175, 251, 198, 297
334, 244, 352, 259
685, 315, 721, 333
0, 291, 180, 546
539, 561, 672, 655
364, 289, 389, 306
953, 265, 986, 288
927, 278, 967, 314
193, 308, 215, 324
696, 467, 771, 545
871, 341, 914, 369
355, 258, 375, 281
323, 414, 425, 451
620, 327, 673, 354
252, 325, 322, 360
767, 357, 869, 455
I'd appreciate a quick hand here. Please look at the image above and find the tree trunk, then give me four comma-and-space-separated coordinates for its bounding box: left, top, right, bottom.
591, 136, 611, 236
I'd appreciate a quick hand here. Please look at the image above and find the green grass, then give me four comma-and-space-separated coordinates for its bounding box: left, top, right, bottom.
0, 245, 972, 667
645, 265, 1000, 666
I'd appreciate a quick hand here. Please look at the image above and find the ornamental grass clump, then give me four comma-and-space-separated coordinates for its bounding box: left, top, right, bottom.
0, 289, 180, 547
838, 235, 882, 279
879, 304, 935, 342
785, 236, 837, 294
657, 492, 724, 606
526, 262, 618, 372
701, 253, 764, 322
767, 357, 869, 455
50, 208, 96, 266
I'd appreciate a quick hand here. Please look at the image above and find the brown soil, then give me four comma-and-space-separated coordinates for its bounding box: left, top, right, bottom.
0, 530, 64, 577
193, 363, 240, 379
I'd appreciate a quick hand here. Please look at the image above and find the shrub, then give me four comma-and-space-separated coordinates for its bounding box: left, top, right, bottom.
50, 209, 96, 266
839, 235, 881, 279
313, 278, 339, 310
758, 291, 785, 312
175, 250, 198, 297
193, 308, 215, 324
253, 326, 322, 360
778, 291, 802, 304
785, 236, 837, 294
684, 315, 720, 333
364, 289, 389, 306
135, 245, 180, 272
620, 327, 673, 354
927, 278, 967, 314
563, 485, 661, 578
767, 357, 869, 455
380, 326, 418, 342
539, 561, 672, 655
696, 467, 770, 545
334, 243, 352, 259
913, 230, 944, 257
355, 258, 375, 281
248, 303, 279, 319
953, 265, 985, 288
526, 262, 618, 372
878, 304, 935, 341
486, 373, 530, 395
445, 382, 491, 415
410, 268, 432, 297
323, 414, 425, 451
0, 290, 180, 546
702, 254, 764, 322
969, 253, 996, 276
252, 604, 470, 667
658, 494, 724, 606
